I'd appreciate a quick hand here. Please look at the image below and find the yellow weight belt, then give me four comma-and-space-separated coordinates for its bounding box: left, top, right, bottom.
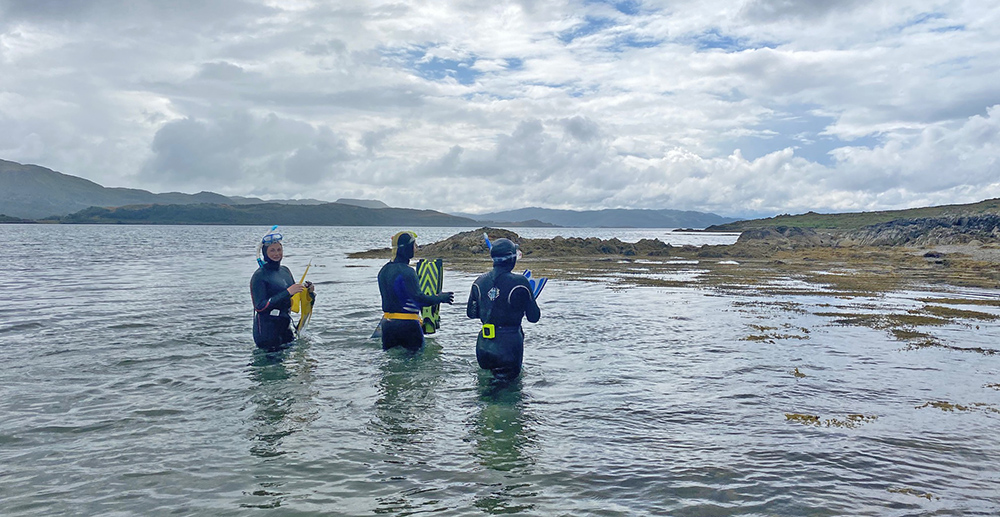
384, 312, 421, 321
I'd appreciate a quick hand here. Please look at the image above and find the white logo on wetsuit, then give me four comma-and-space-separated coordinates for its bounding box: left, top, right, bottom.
487, 287, 500, 301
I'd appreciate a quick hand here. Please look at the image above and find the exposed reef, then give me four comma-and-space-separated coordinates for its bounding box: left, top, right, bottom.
348, 226, 1000, 291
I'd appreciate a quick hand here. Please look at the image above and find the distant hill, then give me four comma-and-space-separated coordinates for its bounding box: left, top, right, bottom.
705, 198, 1000, 232
0, 159, 422, 221
0, 159, 243, 219
60, 202, 480, 226
455, 207, 738, 229
335, 198, 390, 209
0, 214, 30, 223
228, 196, 329, 205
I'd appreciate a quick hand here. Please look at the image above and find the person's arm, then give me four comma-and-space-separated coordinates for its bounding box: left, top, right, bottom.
525, 291, 540, 323
467, 284, 480, 319
400, 267, 454, 306
509, 280, 540, 323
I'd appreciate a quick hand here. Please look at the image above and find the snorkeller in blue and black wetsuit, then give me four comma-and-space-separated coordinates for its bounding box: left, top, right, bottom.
250, 227, 314, 352
467, 238, 541, 381
377, 231, 454, 351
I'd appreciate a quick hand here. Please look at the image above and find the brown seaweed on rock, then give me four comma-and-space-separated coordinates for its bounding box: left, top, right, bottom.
347, 227, 674, 259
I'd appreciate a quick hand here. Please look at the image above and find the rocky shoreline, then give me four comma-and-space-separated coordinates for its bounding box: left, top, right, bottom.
349, 223, 1000, 292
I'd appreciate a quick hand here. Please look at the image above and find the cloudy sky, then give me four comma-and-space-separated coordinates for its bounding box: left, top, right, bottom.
1, 0, 998, 217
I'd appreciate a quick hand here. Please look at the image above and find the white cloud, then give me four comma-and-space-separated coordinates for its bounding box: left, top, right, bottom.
1, 0, 999, 217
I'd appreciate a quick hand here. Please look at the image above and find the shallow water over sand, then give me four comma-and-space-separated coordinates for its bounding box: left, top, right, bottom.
1, 225, 998, 516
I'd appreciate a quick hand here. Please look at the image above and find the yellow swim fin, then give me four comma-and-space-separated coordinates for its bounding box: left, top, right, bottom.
294, 262, 312, 334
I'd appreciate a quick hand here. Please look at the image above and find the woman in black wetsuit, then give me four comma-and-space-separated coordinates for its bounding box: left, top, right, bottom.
467, 238, 541, 380
377, 231, 454, 351
249, 229, 314, 351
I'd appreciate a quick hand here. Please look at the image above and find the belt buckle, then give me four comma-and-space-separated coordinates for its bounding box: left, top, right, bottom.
481, 323, 495, 339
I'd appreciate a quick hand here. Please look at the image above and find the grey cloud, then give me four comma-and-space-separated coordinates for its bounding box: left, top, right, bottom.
304, 39, 348, 56
560, 115, 603, 143
196, 62, 247, 81
740, 0, 865, 23
361, 127, 401, 155
142, 111, 357, 192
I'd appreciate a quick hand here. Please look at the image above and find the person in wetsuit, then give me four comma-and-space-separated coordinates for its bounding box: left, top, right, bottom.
377, 231, 454, 351
250, 230, 314, 351
467, 238, 541, 380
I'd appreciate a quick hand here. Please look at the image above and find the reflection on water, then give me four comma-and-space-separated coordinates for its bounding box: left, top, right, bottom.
243, 342, 319, 509
371, 343, 445, 445
471, 373, 538, 514
370, 343, 448, 515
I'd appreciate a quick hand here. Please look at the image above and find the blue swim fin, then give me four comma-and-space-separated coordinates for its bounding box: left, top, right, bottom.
370, 317, 384, 339
522, 269, 547, 299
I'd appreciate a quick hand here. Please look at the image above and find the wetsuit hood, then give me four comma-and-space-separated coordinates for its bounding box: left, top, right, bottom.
393, 231, 416, 262
490, 238, 518, 270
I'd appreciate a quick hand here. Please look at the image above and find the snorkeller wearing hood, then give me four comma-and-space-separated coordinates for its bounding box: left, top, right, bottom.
467, 237, 541, 381
250, 227, 314, 351
377, 231, 455, 351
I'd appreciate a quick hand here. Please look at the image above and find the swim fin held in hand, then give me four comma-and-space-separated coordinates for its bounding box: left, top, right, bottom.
291, 261, 313, 334
523, 269, 547, 299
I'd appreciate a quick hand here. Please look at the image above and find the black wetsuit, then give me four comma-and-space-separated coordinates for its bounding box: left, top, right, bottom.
377, 256, 449, 351
250, 259, 295, 351
467, 264, 541, 380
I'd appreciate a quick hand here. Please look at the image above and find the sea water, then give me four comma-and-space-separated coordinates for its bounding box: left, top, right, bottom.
0, 225, 998, 516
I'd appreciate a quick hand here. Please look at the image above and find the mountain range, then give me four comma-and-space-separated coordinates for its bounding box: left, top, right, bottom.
1, 159, 737, 228
454, 207, 737, 229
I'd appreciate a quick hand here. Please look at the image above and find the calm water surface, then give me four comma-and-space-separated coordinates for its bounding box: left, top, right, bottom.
1, 225, 998, 516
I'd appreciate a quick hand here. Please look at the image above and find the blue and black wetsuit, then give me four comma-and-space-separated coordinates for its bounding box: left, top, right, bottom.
250, 259, 296, 351
467, 251, 541, 380
377, 238, 451, 351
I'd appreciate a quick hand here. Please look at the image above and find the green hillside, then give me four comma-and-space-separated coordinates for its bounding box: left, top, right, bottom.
60, 202, 480, 226
706, 198, 1000, 232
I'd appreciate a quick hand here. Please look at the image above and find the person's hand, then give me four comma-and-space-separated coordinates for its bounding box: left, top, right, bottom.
441, 291, 455, 304
287, 283, 305, 295
304, 281, 315, 293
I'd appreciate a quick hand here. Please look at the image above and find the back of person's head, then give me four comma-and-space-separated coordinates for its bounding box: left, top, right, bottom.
392, 231, 416, 261
490, 238, 519, 270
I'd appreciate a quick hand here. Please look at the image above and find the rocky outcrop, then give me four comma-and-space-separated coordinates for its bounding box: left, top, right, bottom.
349, 227, 675, 259
843, 215, 1000, 246
735, 227, 834, 247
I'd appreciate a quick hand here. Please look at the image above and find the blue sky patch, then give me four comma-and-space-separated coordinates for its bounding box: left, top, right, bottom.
906, 12, 946, 27
724, 105, 881, 166
687, 28, 775, 53
559, 16, 618, 43
930, 25, 965, 33
384, 46, 482, 85
583, 0, 642, 16
607, 33, 662, 52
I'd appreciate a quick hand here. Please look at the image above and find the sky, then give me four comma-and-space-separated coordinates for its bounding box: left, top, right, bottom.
1, 0, 998, 218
